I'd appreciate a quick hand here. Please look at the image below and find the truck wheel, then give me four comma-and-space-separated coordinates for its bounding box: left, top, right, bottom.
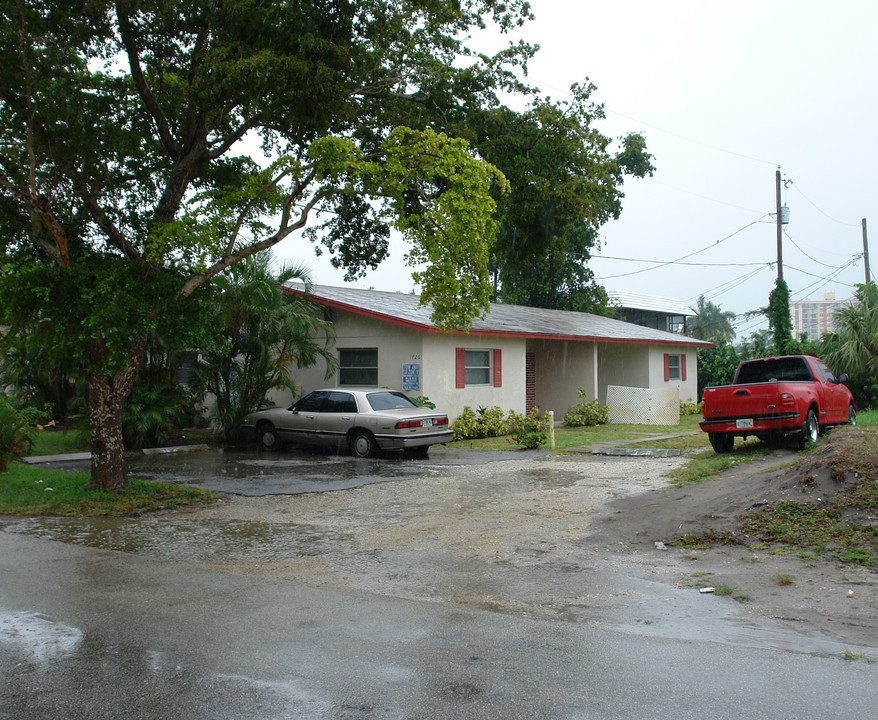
709, 432, 734, 454
799, 410, 819, 449
849, 404, 857, 426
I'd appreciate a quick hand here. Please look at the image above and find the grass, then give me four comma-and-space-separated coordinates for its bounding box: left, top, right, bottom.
0, 461, 217, 516
741, 425, 878, 567
29, 426, 91, 456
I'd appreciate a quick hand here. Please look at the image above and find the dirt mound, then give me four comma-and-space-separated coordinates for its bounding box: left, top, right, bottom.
592, 426, 874, 549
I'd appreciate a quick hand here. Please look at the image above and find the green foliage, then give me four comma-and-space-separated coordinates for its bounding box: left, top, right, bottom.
687, 295, 736, 342
192, 253, 336, 441
680, 400, 701, 416
121, 384, 192, 451
821, 282, 878, 409
411, 396, 436, 409
0, 325, 80, 420
563, 388, 609, 427
767, 278, 794, 355
696, 336, 741, 395
476, 84, 654, 312
507, 407, 549, 449
451, 406, 512, 440
0, 397, 43, 472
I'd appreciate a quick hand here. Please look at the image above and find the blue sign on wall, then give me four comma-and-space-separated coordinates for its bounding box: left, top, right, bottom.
402, 363, 420, 391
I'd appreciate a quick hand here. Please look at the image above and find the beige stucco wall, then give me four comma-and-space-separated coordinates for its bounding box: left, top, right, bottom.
421, 332, 527, 419
528, 339, 598, 418
270, 309, 426, 407
597, 343, 650, 403
647, 345, 700, 404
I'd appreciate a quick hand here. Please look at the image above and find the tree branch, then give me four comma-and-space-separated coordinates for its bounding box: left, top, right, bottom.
115, 1, 182, 159
178, 190, 327, 299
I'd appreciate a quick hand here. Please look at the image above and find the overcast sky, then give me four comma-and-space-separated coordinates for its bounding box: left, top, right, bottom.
276, 0, 876, 339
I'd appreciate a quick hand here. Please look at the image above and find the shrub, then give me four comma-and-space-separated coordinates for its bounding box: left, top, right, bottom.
508, 407, 549, 449
451, 405, 511, 439
680, 399, 701, 416
0, 397, 42, 472
563, 388, 609, 427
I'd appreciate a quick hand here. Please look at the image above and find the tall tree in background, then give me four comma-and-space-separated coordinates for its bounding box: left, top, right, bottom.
767, 277, 794, 355
687, 295, 736, 342
0, 0, 530, 489
471, 84, 654, 311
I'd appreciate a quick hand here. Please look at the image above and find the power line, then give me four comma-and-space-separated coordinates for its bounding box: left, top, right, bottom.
788, 182, 860, 227
783, 228, 845, 268
593, 216, 771, 280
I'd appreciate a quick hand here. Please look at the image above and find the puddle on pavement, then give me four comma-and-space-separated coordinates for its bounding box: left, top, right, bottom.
0, 515, 353, 565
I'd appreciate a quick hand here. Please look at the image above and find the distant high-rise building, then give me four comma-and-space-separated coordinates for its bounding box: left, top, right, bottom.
789, 292, 852, 339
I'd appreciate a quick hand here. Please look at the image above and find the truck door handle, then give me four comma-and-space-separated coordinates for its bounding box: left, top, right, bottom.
735, 389, 749, 396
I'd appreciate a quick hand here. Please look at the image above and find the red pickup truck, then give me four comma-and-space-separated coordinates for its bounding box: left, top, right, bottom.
700, 355, 856, 453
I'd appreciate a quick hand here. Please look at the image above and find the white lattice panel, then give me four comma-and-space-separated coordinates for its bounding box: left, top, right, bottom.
606, 385, 680, 425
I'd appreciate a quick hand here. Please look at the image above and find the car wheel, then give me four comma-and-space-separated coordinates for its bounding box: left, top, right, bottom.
258, 422, 283, 451
708, 432, 734, 454
349, 429, 378, 458
849, 404, 857, 426
799, 409, 819, 449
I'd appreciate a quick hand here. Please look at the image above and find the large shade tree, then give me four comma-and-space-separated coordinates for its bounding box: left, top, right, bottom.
0, 0, 530, 489
470, 84, 654, 311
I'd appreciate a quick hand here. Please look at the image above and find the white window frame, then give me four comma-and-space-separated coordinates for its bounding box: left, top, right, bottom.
464, 349, 492, 386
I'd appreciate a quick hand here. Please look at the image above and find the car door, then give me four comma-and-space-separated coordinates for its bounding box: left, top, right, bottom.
319, 391, 359, 448
287, 391, 332, 446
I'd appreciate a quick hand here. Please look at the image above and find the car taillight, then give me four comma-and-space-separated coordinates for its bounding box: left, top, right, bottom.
395, 417, 448, 429
780, 393, 795, 405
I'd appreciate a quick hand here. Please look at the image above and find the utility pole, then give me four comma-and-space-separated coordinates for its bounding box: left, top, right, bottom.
775, 168, 783, 280
863, 218, 871, 284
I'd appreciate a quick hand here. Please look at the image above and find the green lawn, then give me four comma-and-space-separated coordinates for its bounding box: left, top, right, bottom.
0, 461, 217, 516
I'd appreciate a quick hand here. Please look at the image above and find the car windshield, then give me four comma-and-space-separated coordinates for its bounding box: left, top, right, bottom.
366, 391, 417, 411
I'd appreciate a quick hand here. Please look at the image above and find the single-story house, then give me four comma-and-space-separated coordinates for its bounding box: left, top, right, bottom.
278, 283, 712, 423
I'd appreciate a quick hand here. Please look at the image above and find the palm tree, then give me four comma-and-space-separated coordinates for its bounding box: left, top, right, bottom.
193, 252, 337, 441
822, 283, 878, 409
687, 295, 736, 341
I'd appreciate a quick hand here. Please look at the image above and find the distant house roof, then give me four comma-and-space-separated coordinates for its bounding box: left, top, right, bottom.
606, 290, 696, 317
285, 283, 711, 348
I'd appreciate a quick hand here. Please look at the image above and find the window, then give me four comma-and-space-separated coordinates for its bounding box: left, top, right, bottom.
455, 348, 502, 388
663, 353, 687, 382
338, 348, 378, 386
465, 349, 491, 385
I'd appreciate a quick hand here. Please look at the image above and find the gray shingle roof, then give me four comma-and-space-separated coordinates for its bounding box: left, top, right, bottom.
286, 282, 711, 348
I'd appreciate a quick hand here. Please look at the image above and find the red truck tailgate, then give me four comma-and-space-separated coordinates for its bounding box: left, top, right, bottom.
700, 383, 799, 431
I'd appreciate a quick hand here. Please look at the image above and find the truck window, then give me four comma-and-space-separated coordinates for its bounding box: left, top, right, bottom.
735, 357, 813, 384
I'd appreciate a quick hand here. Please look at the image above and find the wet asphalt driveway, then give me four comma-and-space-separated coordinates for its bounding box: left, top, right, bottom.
40, 444, 535, 496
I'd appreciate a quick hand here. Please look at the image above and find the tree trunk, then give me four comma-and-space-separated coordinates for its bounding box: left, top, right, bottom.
87, 373, 128, 490
85, 337, 146, 491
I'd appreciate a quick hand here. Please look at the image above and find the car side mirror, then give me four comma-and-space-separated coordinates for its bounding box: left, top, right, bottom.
837, 373, 849, 384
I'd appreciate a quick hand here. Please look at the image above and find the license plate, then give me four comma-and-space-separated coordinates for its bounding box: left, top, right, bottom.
421, 419, 432, 428
736, 419, 754, 429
